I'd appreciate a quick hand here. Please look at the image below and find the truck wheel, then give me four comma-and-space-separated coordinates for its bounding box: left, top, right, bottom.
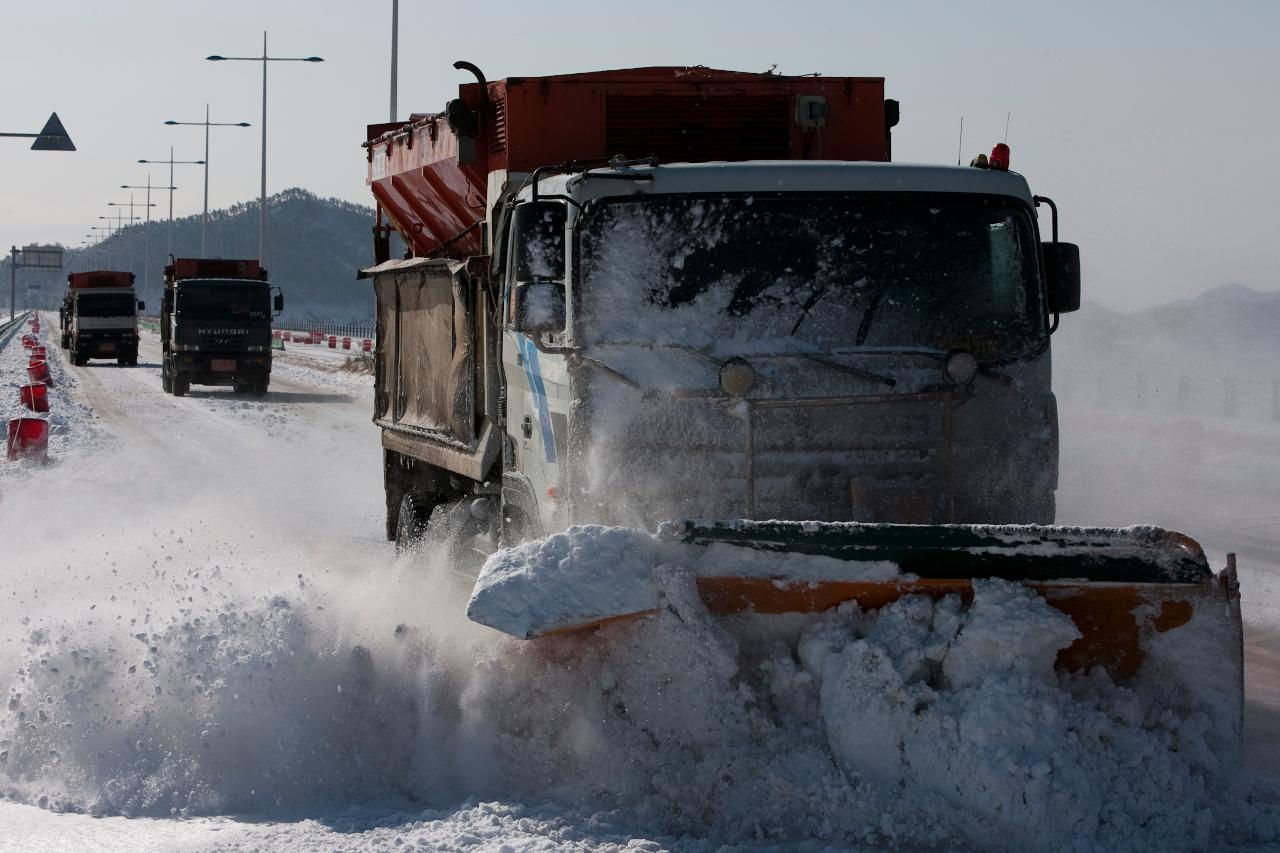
72, 351, 87, 367
425, 499, 485, 577
172, 376, 189, 397
395, 492, 434, 553
60, 335, 69, 350
251, 383, 268, 397
161, 366, 172, 393
126, 351, 138, 367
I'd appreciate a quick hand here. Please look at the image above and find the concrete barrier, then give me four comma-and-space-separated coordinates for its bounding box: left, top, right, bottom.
6, 417, 49, 462
342, 337, 351, 350
362, 339, 372, 353
328, 335, 337, 348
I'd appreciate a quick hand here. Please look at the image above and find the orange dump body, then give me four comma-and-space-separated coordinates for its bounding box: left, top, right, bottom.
67, 271, 134, 290
364, 66, 893, 259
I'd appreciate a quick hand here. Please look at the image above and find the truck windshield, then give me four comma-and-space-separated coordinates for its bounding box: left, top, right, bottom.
578, 193, 1045, 360
76, 293, 136, 317
175, 281, 269, 321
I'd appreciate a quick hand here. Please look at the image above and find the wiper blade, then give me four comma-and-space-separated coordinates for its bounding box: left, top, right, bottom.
759, 353, 896, 387
570, 352, 641, 388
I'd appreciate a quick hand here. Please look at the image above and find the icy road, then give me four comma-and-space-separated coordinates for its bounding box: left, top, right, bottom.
0, 315, 1279, 852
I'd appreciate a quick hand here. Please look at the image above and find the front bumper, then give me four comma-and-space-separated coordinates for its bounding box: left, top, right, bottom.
173, 351, 272, 385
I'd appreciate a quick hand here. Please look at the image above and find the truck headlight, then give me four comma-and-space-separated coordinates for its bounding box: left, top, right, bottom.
943, 350, 978, 385
246, 345, 265, 352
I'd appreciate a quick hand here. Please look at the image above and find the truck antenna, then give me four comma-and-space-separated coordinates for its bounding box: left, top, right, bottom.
1004, 112, 1011, 143
956, 117, 964, 165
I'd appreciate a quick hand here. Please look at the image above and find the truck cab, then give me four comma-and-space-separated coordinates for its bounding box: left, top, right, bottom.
496, 161, 1078, 534
62, 271, 143, 366
160, 258, 283, 397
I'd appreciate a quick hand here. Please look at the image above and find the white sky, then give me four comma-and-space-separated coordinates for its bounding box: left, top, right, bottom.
2, 0, 1277, 311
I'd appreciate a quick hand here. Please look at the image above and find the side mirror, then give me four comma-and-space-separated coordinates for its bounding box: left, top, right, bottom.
1043, 242, 1081, 314
137, 300, 146, 311
273, 293, 285, 313
512, 281, 566, 333
511, 201, 566, 282
508, 200, 567, 334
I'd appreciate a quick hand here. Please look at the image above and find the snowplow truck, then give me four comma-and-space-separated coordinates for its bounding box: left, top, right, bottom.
361, 65, 1243, 753
61, 271, 143, 366
160, 258, 283, 397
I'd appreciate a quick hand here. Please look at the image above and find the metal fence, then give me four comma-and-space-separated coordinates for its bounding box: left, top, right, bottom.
284, 322, 375, 340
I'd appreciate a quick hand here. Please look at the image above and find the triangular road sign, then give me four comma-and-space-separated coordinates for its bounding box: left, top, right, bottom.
31, 113, 75, 151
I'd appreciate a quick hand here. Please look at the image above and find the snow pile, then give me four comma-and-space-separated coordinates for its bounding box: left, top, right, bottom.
2, 517, 1278, 849
467, 525, 899, 638
0, 596, 416, 816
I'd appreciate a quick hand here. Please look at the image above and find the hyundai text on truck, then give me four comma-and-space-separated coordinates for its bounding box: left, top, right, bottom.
160, 257, 283, 397
60, 271, 143, 366
358, 65, 1243, 752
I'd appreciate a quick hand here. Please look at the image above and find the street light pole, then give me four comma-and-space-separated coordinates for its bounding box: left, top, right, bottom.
390, 0, 398, 121
208, 35, 323, 270
108, 196, 156, 278
121, 179, 170, 310
164, 109, 250, 256
138, 148, 204, 256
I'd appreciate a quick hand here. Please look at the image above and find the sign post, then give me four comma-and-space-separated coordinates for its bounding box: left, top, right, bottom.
9, 244, 63, 320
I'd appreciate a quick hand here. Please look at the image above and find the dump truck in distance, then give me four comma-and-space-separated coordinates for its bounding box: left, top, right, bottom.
60, 271, 143, 366
160, 258, 282, 397
360, 64, 1243, 758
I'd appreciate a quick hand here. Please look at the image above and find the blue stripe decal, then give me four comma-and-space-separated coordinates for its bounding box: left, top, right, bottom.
517, 336, 558, 463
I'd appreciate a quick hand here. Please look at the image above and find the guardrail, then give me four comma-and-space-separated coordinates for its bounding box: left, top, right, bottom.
0, 311, 31, 344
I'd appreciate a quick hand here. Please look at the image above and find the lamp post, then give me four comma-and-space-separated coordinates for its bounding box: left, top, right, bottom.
208, 33, 324, 269
88, 227, 112, 265
84, 234, 104, 269
107, 196, 155, 276
121, 178, 172, 310
137, 147, 202, 255
390, 0, 398, 121
164, 107, 250, 255
98, 215, 122, 269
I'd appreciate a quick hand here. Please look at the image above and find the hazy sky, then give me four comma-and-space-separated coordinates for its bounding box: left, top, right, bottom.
2, 0, 1277, 311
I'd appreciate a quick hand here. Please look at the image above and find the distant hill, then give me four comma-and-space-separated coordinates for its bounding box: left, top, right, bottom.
3, 189, 398, 325
1056, 284, 1280, 378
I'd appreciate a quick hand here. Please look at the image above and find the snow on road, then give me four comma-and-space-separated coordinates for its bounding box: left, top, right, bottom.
1, 315, 1279, 851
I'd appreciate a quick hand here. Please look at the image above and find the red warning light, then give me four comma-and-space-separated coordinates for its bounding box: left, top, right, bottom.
990, 143, 1011, 171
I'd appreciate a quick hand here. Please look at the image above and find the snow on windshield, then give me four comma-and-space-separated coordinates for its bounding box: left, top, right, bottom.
579, 193, 1045, 359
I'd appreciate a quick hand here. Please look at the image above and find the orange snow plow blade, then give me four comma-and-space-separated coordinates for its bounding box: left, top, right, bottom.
681, 520, 1243, 683
468, 520, 1245, 760
696, 575, 1231, 680
485, 522, 1242, 684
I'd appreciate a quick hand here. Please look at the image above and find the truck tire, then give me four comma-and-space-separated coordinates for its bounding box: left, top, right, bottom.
172, 375, 189, 397
60, 334, 69, 350
161, 366, 172, 393
395, 492, 434, 553
72, 351, 87, 367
